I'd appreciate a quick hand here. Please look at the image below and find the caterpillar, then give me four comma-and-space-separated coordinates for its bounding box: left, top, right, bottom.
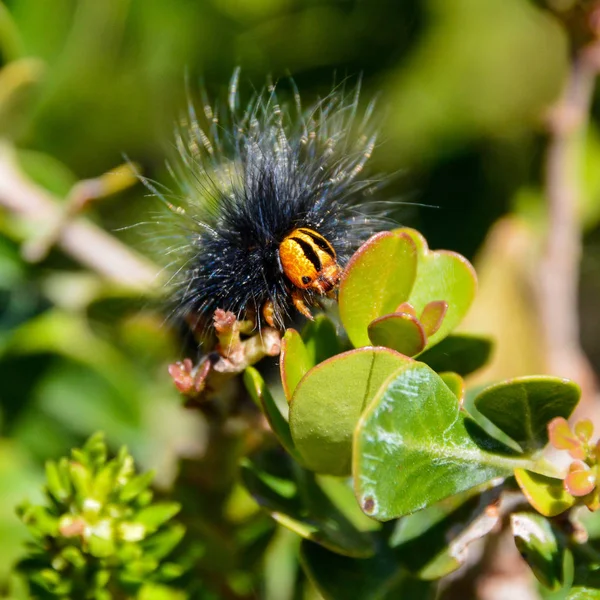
154, 70, 388, 338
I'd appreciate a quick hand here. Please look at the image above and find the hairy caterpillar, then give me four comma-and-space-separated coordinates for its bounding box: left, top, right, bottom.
153, 70, 388, 338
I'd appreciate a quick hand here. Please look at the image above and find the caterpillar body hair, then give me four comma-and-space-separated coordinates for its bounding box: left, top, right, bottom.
153, 70, 389, 337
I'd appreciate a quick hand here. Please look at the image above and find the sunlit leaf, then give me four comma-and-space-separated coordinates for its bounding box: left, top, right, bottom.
339, 232, 418, 348
354, 363, 530, 520
290, 347, 413, 476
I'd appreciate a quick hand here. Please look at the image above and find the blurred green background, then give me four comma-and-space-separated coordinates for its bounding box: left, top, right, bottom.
0, 0, 597, 595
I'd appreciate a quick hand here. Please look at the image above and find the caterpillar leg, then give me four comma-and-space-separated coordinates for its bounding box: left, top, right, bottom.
292, 289, 314, 321
261, 300, 275, 328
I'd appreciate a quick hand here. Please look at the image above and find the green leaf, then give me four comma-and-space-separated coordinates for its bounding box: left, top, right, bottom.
514, 469, 575, 517
302, 314, 341, 365
397, 228, 477, 347
240, 450, 374, 558
438, 372, 465, 401
280, 329, 312, 402
45, 460, 71, 503
367, 313, 426, 357
354, 363, 531, 520
290, 347, 413, 475
244, 367, 299, 460
300, 539, 434, 600
339, 232, 418, 348
119, 471, 155, 503
474, 376, 581, 454
135, 503, 181, 533
511, 512, 565, 591
417, 334, 493, 376
88, 534, 116, 558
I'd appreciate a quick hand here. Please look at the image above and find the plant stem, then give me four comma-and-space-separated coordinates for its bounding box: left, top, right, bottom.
540, 41, 600, 425
0, 142, 160, 290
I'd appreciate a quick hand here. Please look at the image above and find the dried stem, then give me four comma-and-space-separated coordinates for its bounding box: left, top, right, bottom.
0, 142, 159, 290
540, 42, 600, 424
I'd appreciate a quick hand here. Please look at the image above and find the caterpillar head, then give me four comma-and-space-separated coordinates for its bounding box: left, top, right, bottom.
278, 227, 342, 296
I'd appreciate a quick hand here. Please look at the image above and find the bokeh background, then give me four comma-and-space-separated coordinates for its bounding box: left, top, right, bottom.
0, 0, 597, 596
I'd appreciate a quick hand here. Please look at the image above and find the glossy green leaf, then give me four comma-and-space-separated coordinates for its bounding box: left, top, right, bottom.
474, 376, 581, 454
302, 314, 341, 366
280, 329, 312, 402
511, 512, 564, 590
354, 363, 532, 520
290, 348, 413, 476
397, 228, 477, 347
367, 313, 426, 357
514, 469, 575, 517
339, 231, 418, 348
417, 334, 493, 376
300, 539, 434, 600
240, 450, 375, 558
244, 367, 299, 461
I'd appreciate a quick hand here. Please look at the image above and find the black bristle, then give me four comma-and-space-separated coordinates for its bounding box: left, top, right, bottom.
152, 71, 389, 335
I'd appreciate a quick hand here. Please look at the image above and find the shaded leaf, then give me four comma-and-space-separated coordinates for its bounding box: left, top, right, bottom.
300, 539, 434, 600
240, 449, 374, 558
392, 485, 501, 579
474, 377, 581, 454
244, 367, 299, 461
417, 334, 493, 377
511, 512, 565, 591
302, 314, 341, 365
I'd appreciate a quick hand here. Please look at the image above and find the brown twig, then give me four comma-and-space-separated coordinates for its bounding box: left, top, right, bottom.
539, 39, 600, 425
0, 142, 160, 290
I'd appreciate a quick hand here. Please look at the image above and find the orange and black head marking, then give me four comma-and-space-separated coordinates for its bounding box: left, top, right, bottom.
279, 228, 341, 295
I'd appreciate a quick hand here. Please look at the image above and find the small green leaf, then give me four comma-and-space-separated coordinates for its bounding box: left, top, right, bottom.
45, 460, 71, 503
339, 231, 418, 348
397, 228, 477, 347
417, 334, 493, 377
290, 348, 413, 475
119, 471, 155, 503
514, 469, 575, 517
240, 450, 374, 558
367, 312, 426, 356
135, 503, 181, 533
439, 372, 465, 401
354, 363, 531, 520
302, 314, 341, 365
141, 524, 186, 561
88, 534, 116, 558
280, 329, 312, 402
474, 376, 581, 454
419, 301, 448, 337
244, 367, 299, 461
511, 512, 564, 590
